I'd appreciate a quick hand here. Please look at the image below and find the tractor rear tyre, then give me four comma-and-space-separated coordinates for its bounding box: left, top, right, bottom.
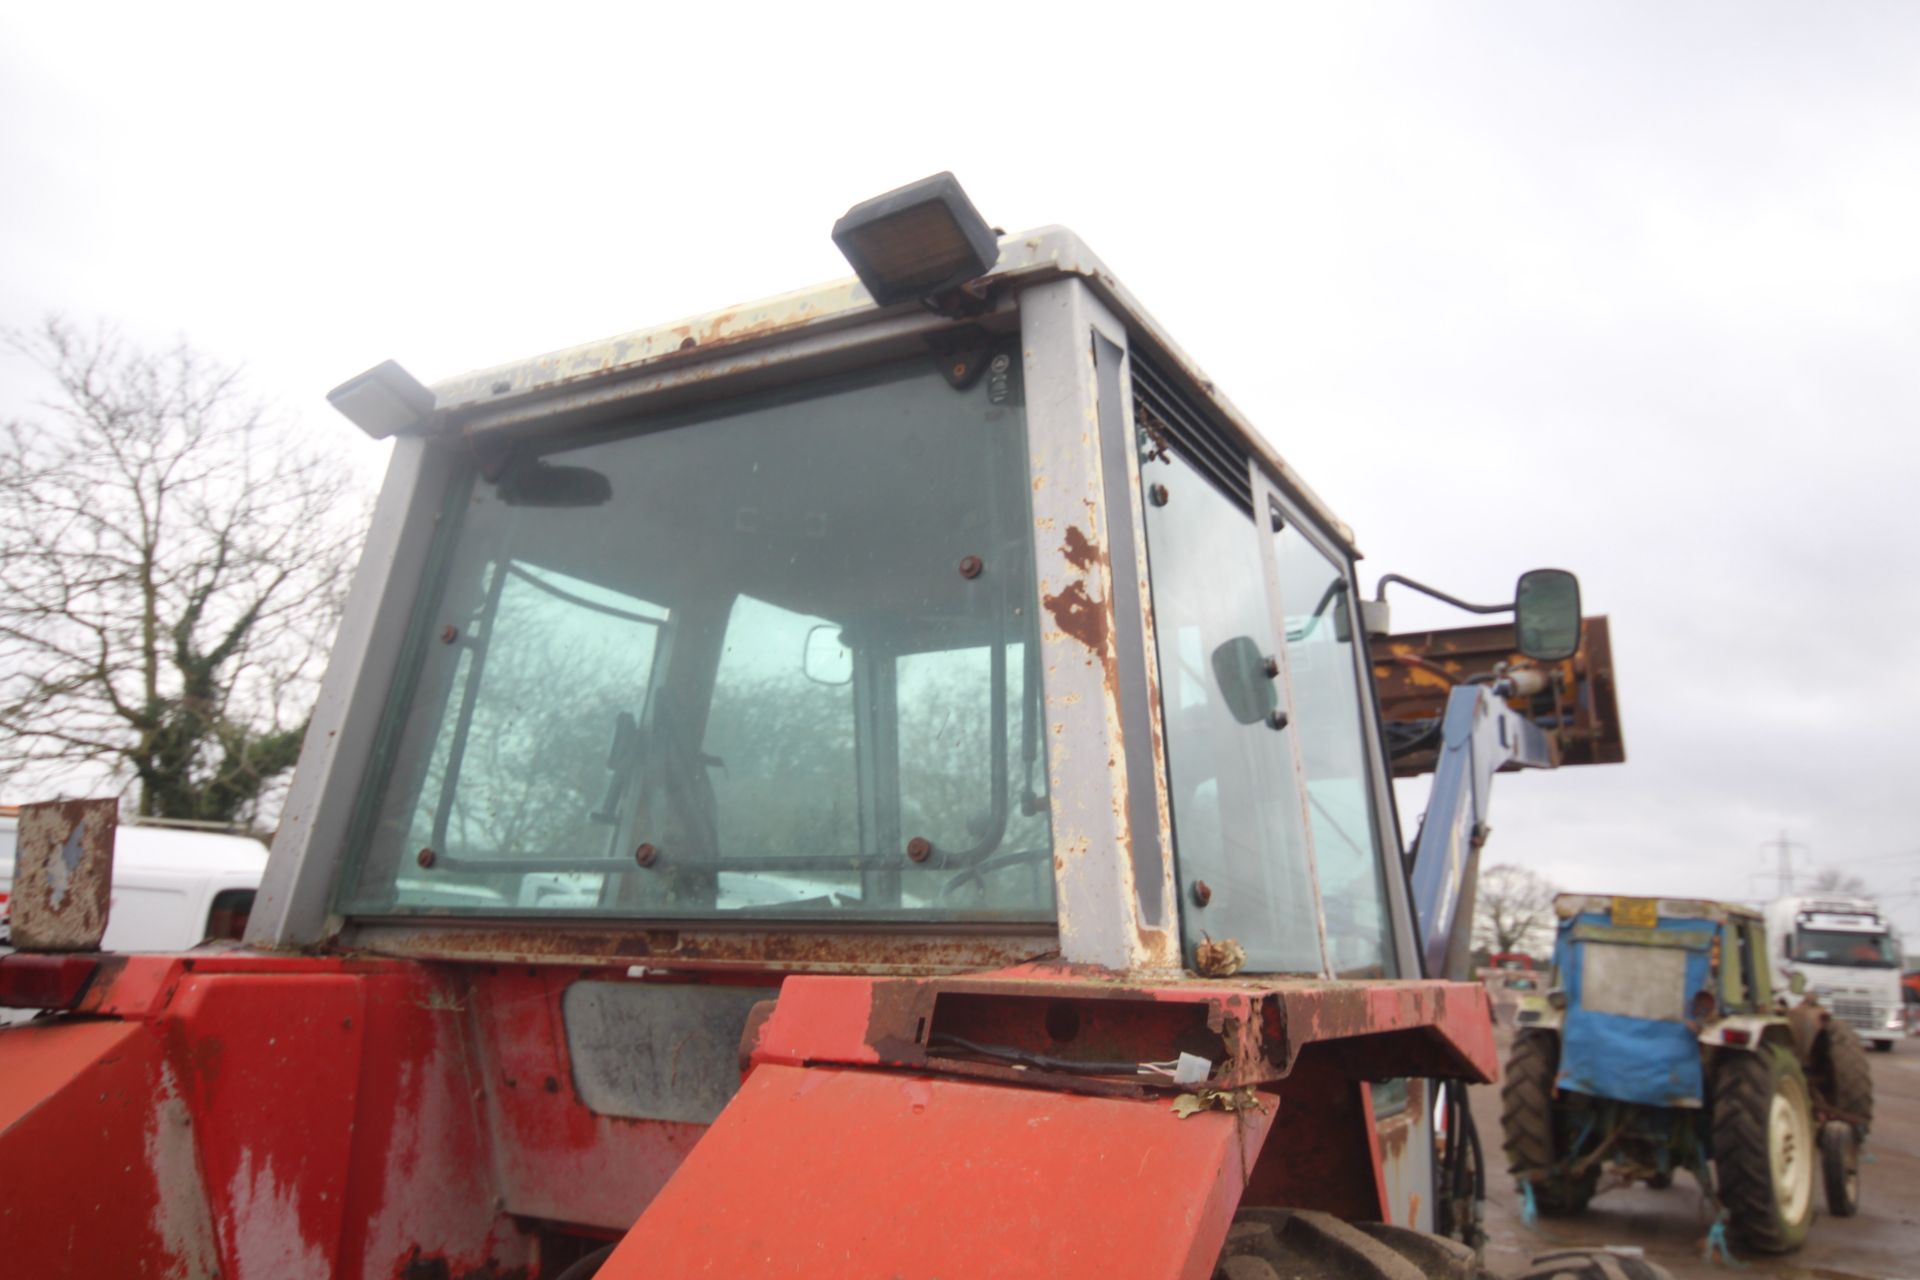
1819, 1120, 1861, 1217
1711, 1045, 1815, 1254
1815, 1019, 1874, 1135
1500, 1031, 1598, 1215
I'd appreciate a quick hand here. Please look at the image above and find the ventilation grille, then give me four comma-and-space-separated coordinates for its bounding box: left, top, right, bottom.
1130, 354, 1252, 512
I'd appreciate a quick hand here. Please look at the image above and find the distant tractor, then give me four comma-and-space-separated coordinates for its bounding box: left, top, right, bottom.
1504, 895, 1873, 1253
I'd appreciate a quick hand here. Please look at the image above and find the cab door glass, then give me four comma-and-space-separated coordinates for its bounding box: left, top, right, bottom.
1143, 455, 1322, 974
1274, 527, 1395, 978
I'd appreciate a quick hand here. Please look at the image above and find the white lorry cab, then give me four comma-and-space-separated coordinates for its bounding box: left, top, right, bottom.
1767, 894, 1905, 1051
0, 807, 267, 952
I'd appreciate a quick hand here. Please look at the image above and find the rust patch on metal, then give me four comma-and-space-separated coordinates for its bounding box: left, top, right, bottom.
10, 798, 117, 950
1042, 580, 1109, 655
1376, 1111, 1412, 1162
348, 922, 1056, 977
1060, 525, 1099, 573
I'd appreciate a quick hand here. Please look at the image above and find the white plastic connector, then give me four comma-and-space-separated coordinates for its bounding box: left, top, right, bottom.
1173, 1052, 1212, 1085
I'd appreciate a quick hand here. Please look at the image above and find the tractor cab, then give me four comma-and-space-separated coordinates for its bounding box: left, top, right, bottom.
1, 176, 1629, 1280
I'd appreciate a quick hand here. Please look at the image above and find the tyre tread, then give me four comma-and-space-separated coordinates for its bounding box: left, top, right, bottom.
1499, 1031, 1596, 1215
1710, 1046, 1811, 1254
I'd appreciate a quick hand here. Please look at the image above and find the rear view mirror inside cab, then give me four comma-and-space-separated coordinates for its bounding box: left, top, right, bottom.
803, 624, 854, 686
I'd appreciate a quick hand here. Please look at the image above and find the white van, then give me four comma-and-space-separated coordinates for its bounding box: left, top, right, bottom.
0, 808, 267, 952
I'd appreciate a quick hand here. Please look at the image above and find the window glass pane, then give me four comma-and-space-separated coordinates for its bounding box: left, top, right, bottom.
897, 643, 1052, 912
702, 595, 860, 908
340, 358, 1051, 922
372, 562, 666, 911
1276, 527, 1395, 978
1144, 457, 1321, 974
1794, 929, 1898, 967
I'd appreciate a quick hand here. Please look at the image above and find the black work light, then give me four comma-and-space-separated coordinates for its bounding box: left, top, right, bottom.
831, 172, 1000, 307
326, 359, 437, 439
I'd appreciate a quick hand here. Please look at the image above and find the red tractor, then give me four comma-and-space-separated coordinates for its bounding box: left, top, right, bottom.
0, 176, 1636, 1279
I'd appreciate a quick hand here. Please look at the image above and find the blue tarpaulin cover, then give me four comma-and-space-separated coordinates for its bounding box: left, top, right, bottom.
1555, 911, 1714, 1108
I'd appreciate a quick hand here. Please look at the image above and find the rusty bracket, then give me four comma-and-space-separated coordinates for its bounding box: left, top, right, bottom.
9, 798, 118, 951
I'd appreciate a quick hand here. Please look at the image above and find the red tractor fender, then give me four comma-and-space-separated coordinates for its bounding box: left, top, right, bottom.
602, 971, 1499, 1276
602, 1061, 1279, 1279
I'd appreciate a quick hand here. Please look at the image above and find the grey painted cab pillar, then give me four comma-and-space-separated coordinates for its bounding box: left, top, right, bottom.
1019, 280, 1179, 973
247, 436, 457, 948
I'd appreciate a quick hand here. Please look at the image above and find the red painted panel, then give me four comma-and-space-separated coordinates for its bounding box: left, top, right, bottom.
0, 1018, 140, 1130
0, 1019, 216, 1278
604, 1064, 1277, 1279
334, 965, 528, 1279
1239, 1052, 1385, 1221
470, 966, 709, 1231
167, 972, 367, 1278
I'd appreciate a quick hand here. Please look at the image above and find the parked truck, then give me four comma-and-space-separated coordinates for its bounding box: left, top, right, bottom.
1769, 895, 1905, 1051
0, 176, 1637, 1279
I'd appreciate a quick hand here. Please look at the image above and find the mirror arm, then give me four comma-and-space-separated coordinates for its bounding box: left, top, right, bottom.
1373, 572, 1515, 615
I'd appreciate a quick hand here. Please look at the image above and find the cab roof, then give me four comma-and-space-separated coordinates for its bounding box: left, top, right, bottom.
425, 225, 1359, 557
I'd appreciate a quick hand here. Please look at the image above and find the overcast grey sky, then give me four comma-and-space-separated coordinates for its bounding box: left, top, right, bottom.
3, 3, 1916, 937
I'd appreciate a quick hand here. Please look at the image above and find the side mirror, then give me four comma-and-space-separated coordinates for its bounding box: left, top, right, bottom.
1514, 569, 1581, 661
803, 624, 854, 686
1211, 636, 1279, 726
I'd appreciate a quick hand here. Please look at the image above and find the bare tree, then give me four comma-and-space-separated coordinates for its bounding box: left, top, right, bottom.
1806, 866, 1872, 899
0, 317, 364, 826
1473, 862, 1560, 956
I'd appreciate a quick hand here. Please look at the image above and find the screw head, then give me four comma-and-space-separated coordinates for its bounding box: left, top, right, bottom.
440, 625, 459, 644
1149, 483, 1171, 507
906, 836, 933, 864
1267, 709, 1290, 731
958, 555, 983, 580
416, 847, 436, 869
1191, 879, 1213, 907
1262, 655, 1280, 679
634, 842, 659, 868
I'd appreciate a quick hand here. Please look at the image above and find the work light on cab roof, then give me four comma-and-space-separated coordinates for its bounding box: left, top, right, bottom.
830, 170, 1000, 307
326, 357, 437, 439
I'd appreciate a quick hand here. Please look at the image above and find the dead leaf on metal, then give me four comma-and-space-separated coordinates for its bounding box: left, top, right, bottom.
1194, 934, 1247, 978
1171, 1087, 1265, 1119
